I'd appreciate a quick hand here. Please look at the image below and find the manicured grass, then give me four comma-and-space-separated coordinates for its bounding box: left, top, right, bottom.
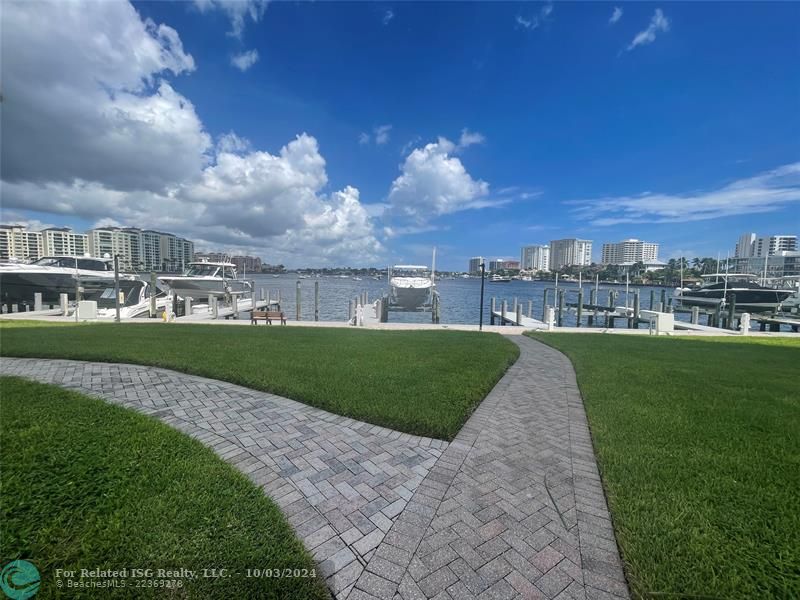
0, 377, 329, 600
528, 333, 800, 599
0, 321, 518, 440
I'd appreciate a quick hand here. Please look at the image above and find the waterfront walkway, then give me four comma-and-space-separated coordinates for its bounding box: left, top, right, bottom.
1, 337, 629, 599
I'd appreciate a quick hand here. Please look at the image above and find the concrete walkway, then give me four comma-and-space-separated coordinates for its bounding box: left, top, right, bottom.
0, 336, 628, 599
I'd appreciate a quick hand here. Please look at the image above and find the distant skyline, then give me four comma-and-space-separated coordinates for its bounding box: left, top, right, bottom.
2, 1, 798, 270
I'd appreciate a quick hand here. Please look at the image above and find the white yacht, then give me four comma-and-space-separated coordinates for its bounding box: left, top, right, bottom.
389, 265, 434, 310
0, 255, 139, 306
158, 259, 251, 299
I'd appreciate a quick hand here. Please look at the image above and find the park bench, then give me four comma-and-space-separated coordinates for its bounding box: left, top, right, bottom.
251, 310, 287, 325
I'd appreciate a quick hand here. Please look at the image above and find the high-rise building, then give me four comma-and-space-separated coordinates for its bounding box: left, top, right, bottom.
549, 239, 593, 269
601, 239, 659, 265
520, 245, 550, 272
488, 259, 519, 271
468, 257, 485, 274
41, 228, 89, 257
735, 233, 756, 258
88, 227, 193, 271
0, 225, 43, 261
754, 235, 797, 258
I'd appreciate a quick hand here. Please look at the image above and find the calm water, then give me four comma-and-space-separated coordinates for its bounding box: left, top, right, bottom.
240, 274, 681, 327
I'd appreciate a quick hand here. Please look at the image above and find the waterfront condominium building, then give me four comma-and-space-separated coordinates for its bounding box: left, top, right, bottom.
42, 228, 89, 257
89, 227, 194, 271
549, 239, 593, 269
488, 259, 520, 271
735, 233, 757, 258
754, 234, 797, 258
0, 225, 43, 261
601, 239, 660, 265
468, 256, 485, 274
520, 245, 550, 272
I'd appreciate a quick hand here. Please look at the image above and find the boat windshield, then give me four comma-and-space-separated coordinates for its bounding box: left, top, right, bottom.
33, 257, 77, 268
185, 264, 220, 277
392, 268, 430, 278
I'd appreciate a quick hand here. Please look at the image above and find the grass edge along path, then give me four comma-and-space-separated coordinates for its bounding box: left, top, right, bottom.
527, 332, 800, 600
0, 376, 330, 600
0, 321, 519, 440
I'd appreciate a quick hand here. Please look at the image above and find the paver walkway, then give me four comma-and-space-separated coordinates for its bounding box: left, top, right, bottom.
1, 336, 629, 599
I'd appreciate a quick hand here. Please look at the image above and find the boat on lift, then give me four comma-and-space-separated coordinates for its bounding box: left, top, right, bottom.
0, 255, 140, 306
675, 273, 794, 313
158, 259, 251, 299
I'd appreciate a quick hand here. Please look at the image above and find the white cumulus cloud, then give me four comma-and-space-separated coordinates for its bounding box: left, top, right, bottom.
387, 137, 502, 222
627, 9, 670, 51
231, 49, 259, 71
1, 0, 384, 266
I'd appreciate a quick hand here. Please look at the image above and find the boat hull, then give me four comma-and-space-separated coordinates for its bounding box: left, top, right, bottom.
158, 276, 250, 299
677, 288, 794, 313
0, 271, 141, 306
390, 281, 432, 310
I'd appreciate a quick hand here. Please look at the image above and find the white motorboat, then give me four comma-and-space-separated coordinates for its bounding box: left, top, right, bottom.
158, 259, 251, 299
389, 265, 434, 310
0, 255, 140, 306
489, 274, 512, 283
96, 279, 172, 319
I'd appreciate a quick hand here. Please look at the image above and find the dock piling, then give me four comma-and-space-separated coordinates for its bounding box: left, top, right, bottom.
150, 272, 157, 318
691, 306, 699, 324
516, 303, 522, 326
184, 296, 192, 317
491, 297, 496, 325
576, 289, 583, 327
649, 289, 655, 310
314, 281, 320, 321
527, 300, 533, 318
501, 299, 507, 325
542, 289, 550, 321
631, 291, 640, 329
60, 293, 69, 316
296, 281, 301, 321
557, 290, 565, 327
728, 293, 737, 330
34, 293, 42, 312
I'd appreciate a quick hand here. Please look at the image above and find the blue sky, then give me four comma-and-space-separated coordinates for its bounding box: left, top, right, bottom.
2, 1, 798, 269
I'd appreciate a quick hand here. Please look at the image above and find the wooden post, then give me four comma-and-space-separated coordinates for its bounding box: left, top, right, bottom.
348, 299, 354, 322
527, 300, 533, 318
576, 289, 583, 327
558, 289, 565, 327
713, 301, 722, 328
60, 293, 69, 316
34, 292, 42, 312
691, 306, 699, 324
650, 289, 655, 310
184, 296, 192, 317
260, 287, 265, 301
211, 296, 218, 319
606, 290, 614, 327
588, 288, 597, 326
277, 289, 281, 304
150, 272, 157, 318
728, 293, 737, 330
491, 297, 496, 325
660, 289, 667, 312
631, 290, 640, 329
296, 280, 301, 321
513, 297, 518, 315
542, 289, 550, 321
501, 299, 507, 325
516, 303, 522, 326
314, 281, 320, 321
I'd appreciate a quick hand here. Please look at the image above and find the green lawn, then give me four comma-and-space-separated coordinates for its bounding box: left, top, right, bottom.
0, 321, 518, 440
0, 377, 329, 600
528, 333, 800, 600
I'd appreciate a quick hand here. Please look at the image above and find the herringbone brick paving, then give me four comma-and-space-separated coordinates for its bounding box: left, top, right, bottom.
1, 335, 628, 599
